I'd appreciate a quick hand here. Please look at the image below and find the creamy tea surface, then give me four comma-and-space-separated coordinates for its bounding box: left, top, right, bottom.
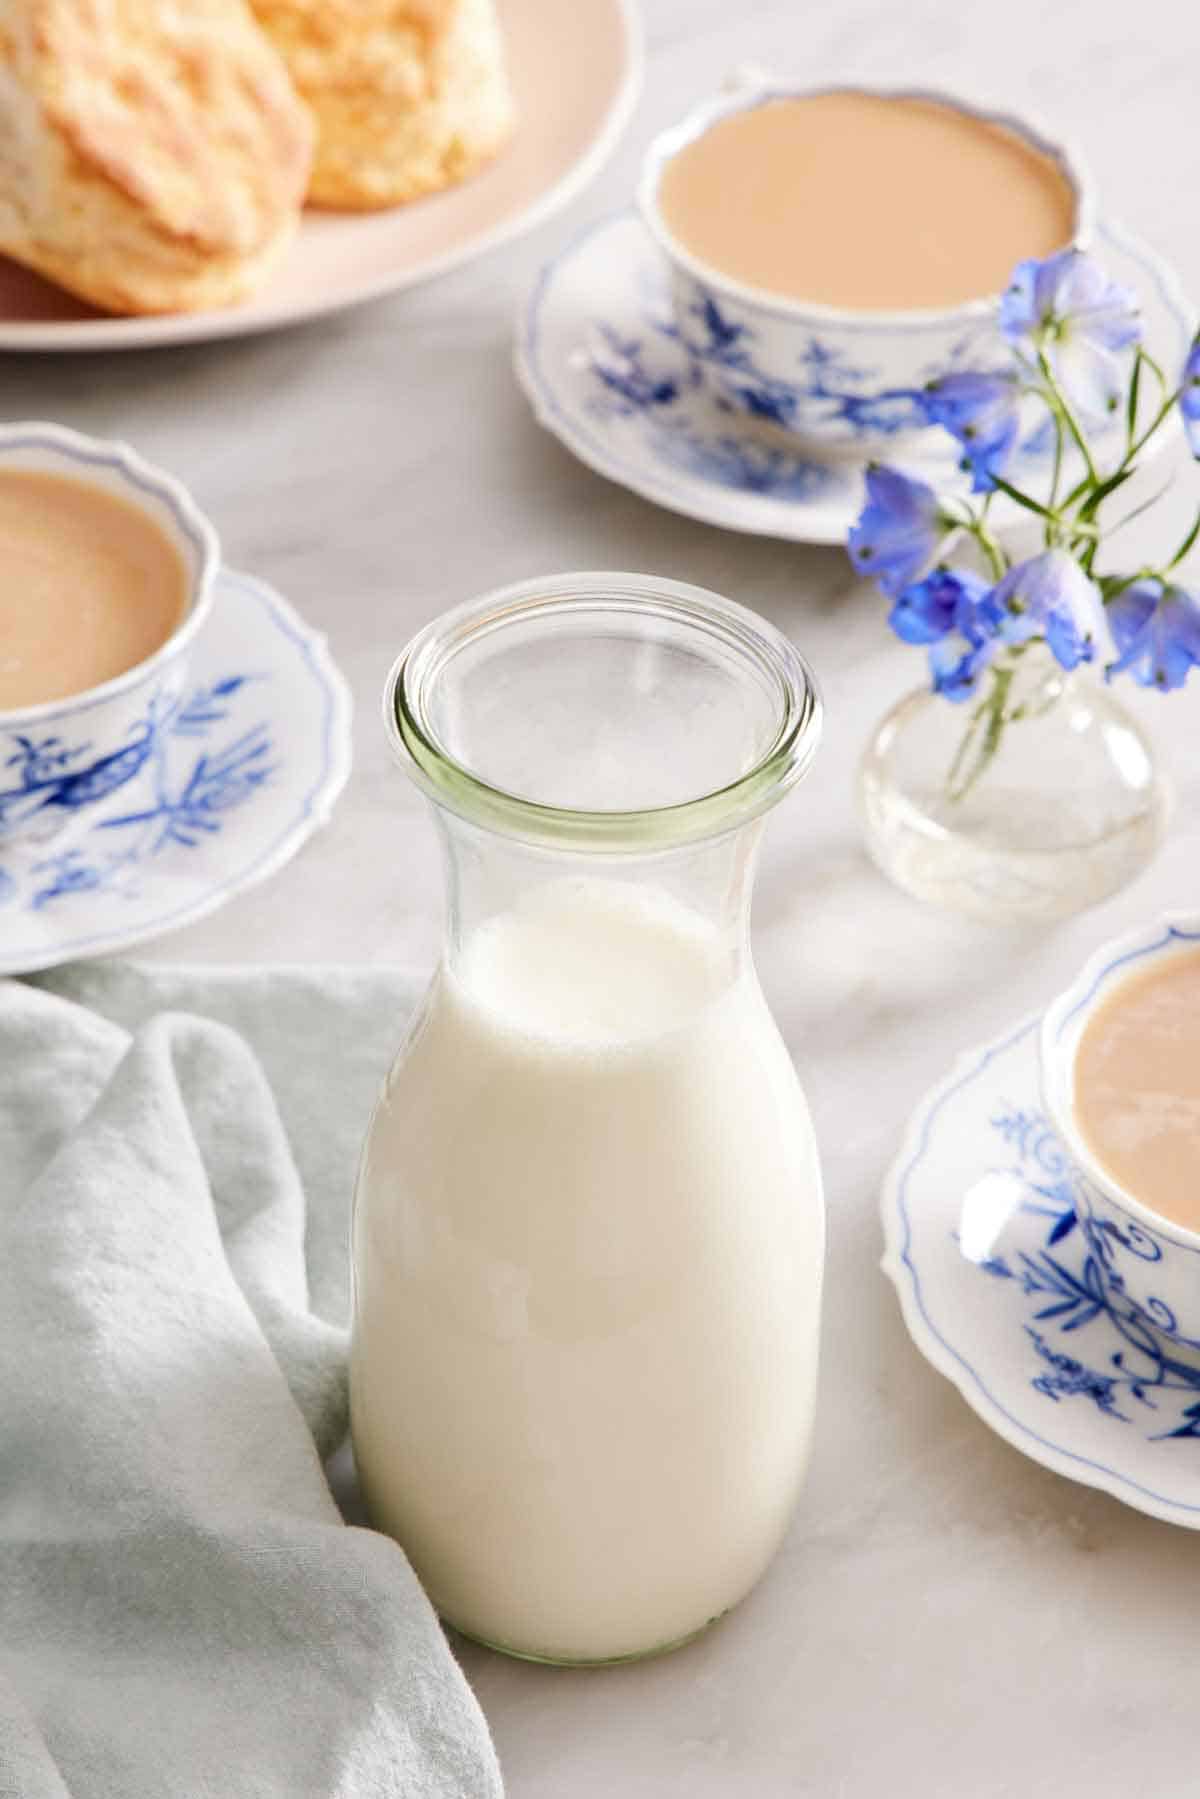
0, 469, 188, 709
657, 93, 1077, 310
1075, 947, 1200, 1231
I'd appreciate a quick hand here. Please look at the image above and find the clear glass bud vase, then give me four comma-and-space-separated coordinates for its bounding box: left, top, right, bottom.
351, 573, 825, 1667
858, 645, 1169, 923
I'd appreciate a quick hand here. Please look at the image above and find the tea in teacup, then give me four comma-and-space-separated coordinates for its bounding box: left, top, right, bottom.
656, 92, 1078, 310
0, 469, 188, 710
1074, 946, 1200, 1230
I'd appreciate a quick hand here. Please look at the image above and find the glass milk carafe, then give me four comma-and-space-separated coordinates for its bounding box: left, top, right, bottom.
351, 573, 825, 1666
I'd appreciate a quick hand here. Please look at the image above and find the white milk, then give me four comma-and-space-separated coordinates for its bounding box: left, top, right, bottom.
350, 878, 824, 1663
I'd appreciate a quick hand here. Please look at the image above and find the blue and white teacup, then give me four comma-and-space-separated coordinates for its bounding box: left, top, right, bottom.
1041, 916, 1200, 1364
637, 81, 1093, 454
0, 422, 219, 848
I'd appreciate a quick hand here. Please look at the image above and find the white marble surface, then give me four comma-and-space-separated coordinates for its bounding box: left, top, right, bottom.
10, 0, 1200, 1790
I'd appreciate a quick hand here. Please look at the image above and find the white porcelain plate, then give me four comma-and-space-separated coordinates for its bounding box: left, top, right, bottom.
0, 568, 352, 973
517, 211, 1193, 545
0, 0, 641, 352
882, 1015, 1200, 1530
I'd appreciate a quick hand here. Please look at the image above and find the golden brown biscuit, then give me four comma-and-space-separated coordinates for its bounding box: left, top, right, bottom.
0, 0, 314, 314
248, 0, 515, 210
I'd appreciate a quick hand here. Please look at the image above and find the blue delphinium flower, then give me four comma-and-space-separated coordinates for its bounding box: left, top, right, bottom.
888, 566, 990, 645
1180, 336, 1200, 458
921, 370, 1022, 492
848, 465, 952, 596
1107, 578, 1200, 689
927, 581, 1006, 701
929, 632, 994, 702
999, 250, 1141, 418
990, 549, 1106, 669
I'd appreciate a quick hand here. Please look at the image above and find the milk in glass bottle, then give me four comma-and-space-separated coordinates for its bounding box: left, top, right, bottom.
351, 573, 825, 1665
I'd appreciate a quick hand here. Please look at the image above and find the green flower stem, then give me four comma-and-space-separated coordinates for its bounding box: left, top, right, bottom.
964, 516, 1008, 581
1037, 348, 1099, 486
1048, 407, 1066, 516
1071, 516, 1104, 574
1125, 347, 1144, 457
1130, 389, 1182, 461
1060, 383, 1180, 573
946, 661, 1016, 803
1101, 568, 1155, 604
944, 698, 989, 801
1087, 346, 1178, 493
1166, 505, 1200, 572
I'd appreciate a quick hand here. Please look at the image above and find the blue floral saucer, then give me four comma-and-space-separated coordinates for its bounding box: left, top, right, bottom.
882, 1015, 1200, 1529
0, 567, 352, 974
517, 212, 1192, 545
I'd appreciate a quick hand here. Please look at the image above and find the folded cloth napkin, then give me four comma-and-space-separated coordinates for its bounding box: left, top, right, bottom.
0, 961, 503, 1799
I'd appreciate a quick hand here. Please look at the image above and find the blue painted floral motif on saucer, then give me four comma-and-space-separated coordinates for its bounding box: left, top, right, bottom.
2, 679, 273, 905
882, 1015, 1200, 1529
0, 567, 352, 974
516, 211, 1192, 546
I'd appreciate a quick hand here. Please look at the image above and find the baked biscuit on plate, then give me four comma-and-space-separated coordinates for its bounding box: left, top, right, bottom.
0, 0, 313, 314
249, 0, 515, 209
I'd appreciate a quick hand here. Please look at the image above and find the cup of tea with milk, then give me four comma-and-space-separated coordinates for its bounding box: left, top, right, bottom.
0, 422, 218, 846
638, 81, 1090, 450
1041, 920, 1200, 1361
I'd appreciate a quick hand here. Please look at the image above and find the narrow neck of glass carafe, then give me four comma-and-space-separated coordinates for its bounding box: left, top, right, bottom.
434, 807, 765, 975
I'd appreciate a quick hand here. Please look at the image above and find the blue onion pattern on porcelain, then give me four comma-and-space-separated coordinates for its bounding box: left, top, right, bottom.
638, 82, 1093, 451
0, 423, 218, 846
7, 674, 273, 912
967, 1101, 1200, 1435
587, 320, 841, 501
1039, 915, 1200, 1357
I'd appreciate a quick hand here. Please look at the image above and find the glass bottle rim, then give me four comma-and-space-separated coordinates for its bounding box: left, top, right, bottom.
384, 572, 822, 852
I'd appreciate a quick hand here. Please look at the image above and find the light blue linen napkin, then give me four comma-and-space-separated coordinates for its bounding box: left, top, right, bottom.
0, 962, 503, 1799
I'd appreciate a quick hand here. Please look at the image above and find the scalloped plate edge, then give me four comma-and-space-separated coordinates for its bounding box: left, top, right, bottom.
0, 566, 353, 975
879, 1014, 1200, 1531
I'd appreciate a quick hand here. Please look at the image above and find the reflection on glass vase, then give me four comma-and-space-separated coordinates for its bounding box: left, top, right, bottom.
858, 644, 1169, 923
